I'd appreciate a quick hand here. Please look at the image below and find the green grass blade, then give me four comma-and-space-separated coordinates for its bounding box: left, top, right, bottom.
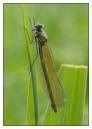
60, 64, 88, 125
22, 6, 50, 125
22, 6, 39, 125
44, 64, 88, 125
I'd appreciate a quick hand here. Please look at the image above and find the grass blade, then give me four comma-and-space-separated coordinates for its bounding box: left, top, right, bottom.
22, 6, 39, 125
44, 64, 88, 125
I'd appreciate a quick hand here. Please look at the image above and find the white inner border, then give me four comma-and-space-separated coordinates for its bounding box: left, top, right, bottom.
0, 0, 91, 128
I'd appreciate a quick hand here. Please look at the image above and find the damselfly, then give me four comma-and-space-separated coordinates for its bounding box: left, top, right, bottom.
25, 19, 65, 112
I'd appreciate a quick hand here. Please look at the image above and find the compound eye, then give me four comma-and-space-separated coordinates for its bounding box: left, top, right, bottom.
38, 24, 42, 29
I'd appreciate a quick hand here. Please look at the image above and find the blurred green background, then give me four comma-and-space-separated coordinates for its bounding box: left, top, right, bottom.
4, 3, 88, 125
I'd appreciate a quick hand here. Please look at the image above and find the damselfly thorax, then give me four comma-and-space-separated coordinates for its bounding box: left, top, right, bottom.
32, 23, 65, 112
32, 24, 47, 45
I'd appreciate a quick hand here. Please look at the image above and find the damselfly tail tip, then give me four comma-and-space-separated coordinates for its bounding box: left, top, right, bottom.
54, 109, 57, 113
53, 107, 57, 113
51, 104, 57, 113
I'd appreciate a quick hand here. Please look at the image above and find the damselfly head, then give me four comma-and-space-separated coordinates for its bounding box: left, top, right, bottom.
32, 24, 44, 32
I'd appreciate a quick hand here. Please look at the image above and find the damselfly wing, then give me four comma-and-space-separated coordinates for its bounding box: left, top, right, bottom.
32, 23, 65, 112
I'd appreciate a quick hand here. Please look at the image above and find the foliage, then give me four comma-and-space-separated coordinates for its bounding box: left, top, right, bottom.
4, 4, 88, 125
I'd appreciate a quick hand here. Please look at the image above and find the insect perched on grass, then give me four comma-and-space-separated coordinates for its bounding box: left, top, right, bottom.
25, 19, 65, 112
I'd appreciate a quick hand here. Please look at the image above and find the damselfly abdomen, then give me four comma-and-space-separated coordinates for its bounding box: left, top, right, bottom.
32, 23, 65, 112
